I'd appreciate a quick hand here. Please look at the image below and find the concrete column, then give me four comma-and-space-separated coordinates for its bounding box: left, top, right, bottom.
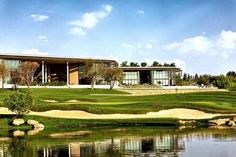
137, 71, 140, 84
48, 64, 51, 82
168, 70, 171, 86
45, 64, 48, 83
42, 61, 45, 84
67, 62, 69, 85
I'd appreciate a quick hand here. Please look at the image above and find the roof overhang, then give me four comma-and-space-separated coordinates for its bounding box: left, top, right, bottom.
0, 53, 117, 64
119, 66, 182, 71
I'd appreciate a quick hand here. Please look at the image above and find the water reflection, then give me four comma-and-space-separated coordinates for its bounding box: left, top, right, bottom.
34, 135, 184, 157
1, 127, 236, 157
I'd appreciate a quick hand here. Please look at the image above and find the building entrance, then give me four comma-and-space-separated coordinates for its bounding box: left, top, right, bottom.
140, 70, 151, 84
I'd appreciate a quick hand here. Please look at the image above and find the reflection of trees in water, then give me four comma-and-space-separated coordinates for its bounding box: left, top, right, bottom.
9, 138, 35, 157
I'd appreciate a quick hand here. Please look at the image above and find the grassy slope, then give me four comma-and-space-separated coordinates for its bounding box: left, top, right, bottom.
0, 88, 236, 114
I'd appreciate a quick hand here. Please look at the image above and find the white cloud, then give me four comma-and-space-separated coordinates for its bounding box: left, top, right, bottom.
31, 14, 49, 22
136, 10, 144, 15
165, 59, 186, 72
69, 28, 86, 36
21, 48, 48, 55
122, 42, 153, 51
2, 49, 48, 56
145, 43, 153, 50
104, 5, 113, 12
217, 30, 236, 50
121, 43, 134, 48
69, 4, 112, 35
165, 30, 236, 59
38, 35, 47, 40
165, 36, 212, 53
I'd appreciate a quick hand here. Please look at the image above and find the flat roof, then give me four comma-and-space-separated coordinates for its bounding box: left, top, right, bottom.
0, 53, 117, 64
119, 66, 182, 71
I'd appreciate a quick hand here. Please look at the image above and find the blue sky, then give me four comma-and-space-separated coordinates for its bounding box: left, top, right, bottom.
0, 0, 236, 74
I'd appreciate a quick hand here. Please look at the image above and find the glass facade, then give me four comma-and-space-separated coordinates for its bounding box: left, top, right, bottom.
122, 70, 178, 86
151, 70, 170, 86
3, 59, 21, 69
123, 71, 139, 85
2, 59, 21, 83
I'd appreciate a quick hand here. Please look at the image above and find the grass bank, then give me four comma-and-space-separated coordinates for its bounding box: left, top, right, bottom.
0, 88, 236, 114
0, 114, 180, 137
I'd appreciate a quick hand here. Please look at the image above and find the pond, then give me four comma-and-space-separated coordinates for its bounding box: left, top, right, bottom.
1, 127, 236, 157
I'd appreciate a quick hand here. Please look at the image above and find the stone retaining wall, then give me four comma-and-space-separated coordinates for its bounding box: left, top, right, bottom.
119, 88, 226, 95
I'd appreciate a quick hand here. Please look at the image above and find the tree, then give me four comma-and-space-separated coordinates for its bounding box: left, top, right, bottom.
130, 62, 139, 67
3, 90, 33, 117
163, 63, 170, 66
84, 60, 105, 90
18, 62, 40, 87
103, 68, 123, 89
10, 69, 21, 90
226, 71, 236, 77
152, 61, 162, 67
197, 74, 211, 86
187, 74, 190, 81
212, 75, 231, 89
170, 63, 176, 67
120, 61, 128, 67
0, 62, 9, 89
194, 73, 199, 80
183, 73, 187, 81
141, 62, 147, 67
176, 75, 183, 86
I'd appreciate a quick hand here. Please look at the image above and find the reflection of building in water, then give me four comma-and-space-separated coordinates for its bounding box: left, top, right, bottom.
35, 134, 185, 157
0, 144, 10, 157
120, 135, 185, 156
37, 147, 70, 157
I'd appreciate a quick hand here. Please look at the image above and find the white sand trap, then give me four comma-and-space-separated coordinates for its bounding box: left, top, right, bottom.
0, 107, 222, 119
43, 100, 58, 103
66, 100, 79, 103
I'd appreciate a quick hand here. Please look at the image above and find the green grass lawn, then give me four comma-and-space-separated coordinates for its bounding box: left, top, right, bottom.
0, 88, 236, 114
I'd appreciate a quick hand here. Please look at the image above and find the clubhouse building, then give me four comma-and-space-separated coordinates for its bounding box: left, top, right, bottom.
0, 54, 181, 86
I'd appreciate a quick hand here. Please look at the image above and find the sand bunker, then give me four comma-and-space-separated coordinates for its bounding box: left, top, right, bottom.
0, 107, 222, 120
43, 100, 58, 103
66, 100, 79, 103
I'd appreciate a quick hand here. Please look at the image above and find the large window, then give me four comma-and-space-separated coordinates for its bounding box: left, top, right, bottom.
152, 71, 169, 79
152, 70, 169, 86
4, 59, 21, 69
123, 71, 139, 85
1, 60, 21, 83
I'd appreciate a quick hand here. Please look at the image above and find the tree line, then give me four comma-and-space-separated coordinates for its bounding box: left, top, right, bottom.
177, 71, 236, 89
120, 61, 176, 67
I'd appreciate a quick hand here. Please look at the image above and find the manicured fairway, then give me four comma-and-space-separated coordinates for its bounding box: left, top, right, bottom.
0, 88, 236, 114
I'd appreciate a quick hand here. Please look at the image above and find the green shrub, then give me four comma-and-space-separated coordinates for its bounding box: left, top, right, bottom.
43, 81, 67, 86
20, 81, 67, 86
229, 84, 236, 91
3, 90, 33, 116
212, 75, 231, 89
